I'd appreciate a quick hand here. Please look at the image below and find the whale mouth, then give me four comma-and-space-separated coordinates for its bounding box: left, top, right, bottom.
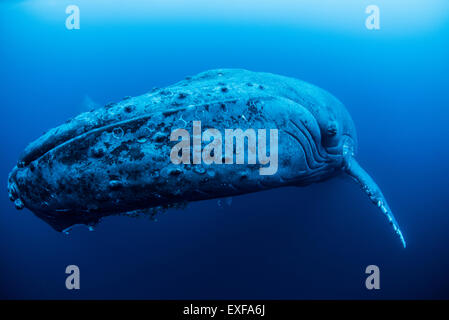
8, 167, 105, 232
17, 110, 109, 168
17, 103, 155, 168
9, 109, 114, 215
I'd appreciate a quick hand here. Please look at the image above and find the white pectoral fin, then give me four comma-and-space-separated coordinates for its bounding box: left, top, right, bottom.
344, 156, 406, 248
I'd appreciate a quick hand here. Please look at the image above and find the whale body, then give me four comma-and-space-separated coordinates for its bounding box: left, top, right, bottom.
7, 69, 405, 247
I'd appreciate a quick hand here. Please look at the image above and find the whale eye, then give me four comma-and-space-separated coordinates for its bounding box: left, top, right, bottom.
321, 120, 341, 150
326, 122, 337, 136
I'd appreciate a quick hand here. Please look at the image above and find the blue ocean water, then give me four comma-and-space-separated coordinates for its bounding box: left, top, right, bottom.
1, 0, 449, 299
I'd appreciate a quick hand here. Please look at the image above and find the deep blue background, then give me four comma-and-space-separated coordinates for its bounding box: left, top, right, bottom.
1, 0, 449, 299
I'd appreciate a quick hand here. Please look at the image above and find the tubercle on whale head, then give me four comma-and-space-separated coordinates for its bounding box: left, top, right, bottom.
7, 168, 24, 210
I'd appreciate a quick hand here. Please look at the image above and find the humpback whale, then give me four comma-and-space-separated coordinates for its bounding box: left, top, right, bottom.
7, 69, 406, 247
